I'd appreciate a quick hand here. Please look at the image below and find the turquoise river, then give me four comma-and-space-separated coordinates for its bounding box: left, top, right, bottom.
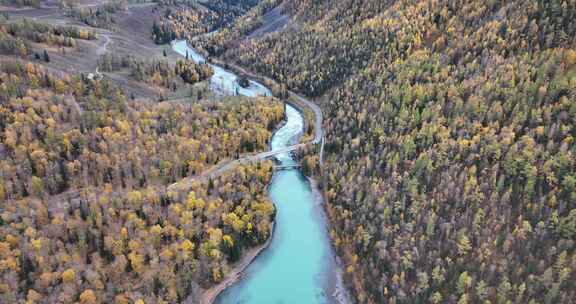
172, 41, 348, 304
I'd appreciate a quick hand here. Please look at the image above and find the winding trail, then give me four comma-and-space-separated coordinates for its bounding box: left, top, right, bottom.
290, 92, 323, 144
96, 33, 111, 56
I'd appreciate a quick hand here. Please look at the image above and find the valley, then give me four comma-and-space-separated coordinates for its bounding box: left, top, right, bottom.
1, 0, 575, 303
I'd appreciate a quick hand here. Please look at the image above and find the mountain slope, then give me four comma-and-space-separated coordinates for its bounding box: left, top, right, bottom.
217, 0, 576, 303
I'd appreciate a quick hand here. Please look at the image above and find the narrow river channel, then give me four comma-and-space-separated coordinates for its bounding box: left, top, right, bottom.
172, 40, 347, 304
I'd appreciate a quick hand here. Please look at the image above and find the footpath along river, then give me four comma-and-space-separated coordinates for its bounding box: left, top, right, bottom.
172, 40, 348, 304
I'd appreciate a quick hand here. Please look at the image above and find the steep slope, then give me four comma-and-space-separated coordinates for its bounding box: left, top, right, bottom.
216, 0, 576, 303
0, 60, 282, 302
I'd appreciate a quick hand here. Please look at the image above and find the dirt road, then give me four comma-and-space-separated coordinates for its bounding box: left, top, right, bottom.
96, 33, 111, 56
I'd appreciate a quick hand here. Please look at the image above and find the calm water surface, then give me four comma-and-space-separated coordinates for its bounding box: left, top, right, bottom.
172, 41, 342, 304
216, 105, 335, 304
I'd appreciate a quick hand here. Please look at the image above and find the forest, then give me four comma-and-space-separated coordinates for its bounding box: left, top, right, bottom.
195, 0, 283, 56
1, 0, 575, 303
0, 18, 96, 58
181, 0, 576, 303
0, 58, 283, 302
66, 0, 127, 29
151, 0, 266, 44
97, 54, 214, 89
0, 0, 40, 7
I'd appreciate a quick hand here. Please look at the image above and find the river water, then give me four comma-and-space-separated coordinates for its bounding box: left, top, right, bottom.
172, 40, 270, 97
171, 40, 346, 304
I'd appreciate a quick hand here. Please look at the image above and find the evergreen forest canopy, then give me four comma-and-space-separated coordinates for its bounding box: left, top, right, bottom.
152, 0, 267, 44
0, 3, 287, 301
198, 0, 576, 303
0, 0, 575, 303
0, 60, 282, 302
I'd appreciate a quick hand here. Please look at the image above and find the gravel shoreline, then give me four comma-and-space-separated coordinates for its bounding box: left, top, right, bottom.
308, 177, 351, 304
193, 222, 275, 304
194, 174, 350, 304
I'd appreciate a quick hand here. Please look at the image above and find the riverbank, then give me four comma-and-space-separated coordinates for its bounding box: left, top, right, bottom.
209, 57, 323, 143
198, 105, 298, 303
197, 222, 275, 304
172, 34, 344, 304
196, 112, 291, 304
308, 177, 351, 304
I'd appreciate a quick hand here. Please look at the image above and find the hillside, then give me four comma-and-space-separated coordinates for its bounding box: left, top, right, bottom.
209, 0, 576, 303
1, 0, 575, 303
0, 1, 302, 302
0, 56, 282, 302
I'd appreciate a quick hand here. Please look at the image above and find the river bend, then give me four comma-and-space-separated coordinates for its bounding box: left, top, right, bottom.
172, 40, 347, 304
